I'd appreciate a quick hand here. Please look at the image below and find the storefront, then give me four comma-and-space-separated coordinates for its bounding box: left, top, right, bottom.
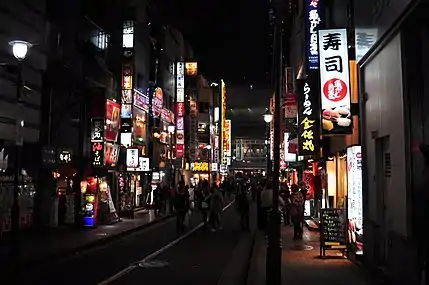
191, 161, 211, 185
125, 148, 151, 212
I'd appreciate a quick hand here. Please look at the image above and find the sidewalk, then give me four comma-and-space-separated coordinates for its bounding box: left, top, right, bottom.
0, 209, 173, 269
247, 225, 371, 285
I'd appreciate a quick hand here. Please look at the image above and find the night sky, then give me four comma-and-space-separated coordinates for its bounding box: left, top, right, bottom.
158, 0, 272, 87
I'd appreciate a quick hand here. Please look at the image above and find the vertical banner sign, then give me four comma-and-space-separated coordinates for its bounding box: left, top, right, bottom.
318, 28, 352, 135
224, 120, 231, 165
190, 99, 198, 161
305, 0, 324, 71
176, 62, 185, 158
297, 77, 320, 156
90, 118, 105, 166
221, 80, 227, 165
347, 145, 363, 255
270, 96, 275, 161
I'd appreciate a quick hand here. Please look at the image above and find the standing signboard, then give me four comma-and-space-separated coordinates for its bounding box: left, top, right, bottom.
320, 208, 347, 257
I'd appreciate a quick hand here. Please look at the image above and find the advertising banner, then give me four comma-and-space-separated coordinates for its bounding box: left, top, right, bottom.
303, 171, 315, 199
105, 100, 121, 142
133, 89, 149, 112
223, 119, 231, 158
104, 143, 120, 167
284, 94, 298, 119
318, 28, 352, 135
305, 0, 325, 71
152, 88, 163, 118
347, 145, 363, 255
221, 80, 227, 164
91, 142, 104, 167
189, 99, 198, 161
297, 76, 321, 156
176, 62, 185, 158
133, 107, 146, 142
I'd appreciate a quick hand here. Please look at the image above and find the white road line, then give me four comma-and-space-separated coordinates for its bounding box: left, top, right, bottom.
98, 200, 235, 285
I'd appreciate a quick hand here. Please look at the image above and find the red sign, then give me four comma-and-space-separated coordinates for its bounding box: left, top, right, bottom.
303, 171, 315, 199
105, 100, 121, 142
176, 144, 184, 158
176, 102, 185, 117
323, 78, 347, 102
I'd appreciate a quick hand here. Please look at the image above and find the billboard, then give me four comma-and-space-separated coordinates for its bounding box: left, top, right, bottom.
105, 100, 121, 142
318, 28, 352, 135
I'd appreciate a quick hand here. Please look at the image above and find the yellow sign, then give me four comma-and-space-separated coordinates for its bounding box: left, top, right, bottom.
223, 120, 231, 157
221, 80, 227, 163
192, 162, 210, 172
185, 62, 198, 76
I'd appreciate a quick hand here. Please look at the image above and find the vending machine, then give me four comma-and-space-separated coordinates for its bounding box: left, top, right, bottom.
81, 178, 99, 227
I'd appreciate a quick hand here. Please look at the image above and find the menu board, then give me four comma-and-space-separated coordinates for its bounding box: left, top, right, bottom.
320, 208, 347, 256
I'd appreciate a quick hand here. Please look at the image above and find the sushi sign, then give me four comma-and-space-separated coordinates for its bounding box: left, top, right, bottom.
318, 28, 352, 135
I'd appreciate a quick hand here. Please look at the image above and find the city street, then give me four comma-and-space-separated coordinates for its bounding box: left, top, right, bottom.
10, 197, 245, 285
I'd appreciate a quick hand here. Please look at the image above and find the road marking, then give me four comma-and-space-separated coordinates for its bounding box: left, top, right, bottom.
98, 200, 234, 285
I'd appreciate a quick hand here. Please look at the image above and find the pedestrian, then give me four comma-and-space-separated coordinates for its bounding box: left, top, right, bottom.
280, 183, 291, 225
209, 182, 223, 232
260, 180, 273, 231
236, 182, 250, 230
174, 182, 190, 233
200, 183, 211, 230
290, 184, 304, 240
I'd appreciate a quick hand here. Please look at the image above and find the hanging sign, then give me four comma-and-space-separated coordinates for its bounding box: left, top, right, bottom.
318, 28, 352, 135
297, 76, 321, 156
305, 0, 324, 71
91, 118, 105, 142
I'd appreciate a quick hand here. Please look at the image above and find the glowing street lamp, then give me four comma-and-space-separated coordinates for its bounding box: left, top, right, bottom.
9, 40, 32, 61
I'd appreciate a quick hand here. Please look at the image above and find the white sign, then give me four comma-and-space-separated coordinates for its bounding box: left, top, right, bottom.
176, 75, 184, 90
176, 130, 185, 144
128, 157, 150, 172
126, 148, 139, 168
176, 88, 184, 102
347, 145, 363, 236
211, 163, 218, 172
355, 29, 378, 63
176, 62, 184, 76
318, 28, 351, 111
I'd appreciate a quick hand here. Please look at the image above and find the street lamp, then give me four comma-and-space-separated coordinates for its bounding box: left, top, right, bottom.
168, 124, 175, 187
9, 40, 31, 254
263, 111, 273, 176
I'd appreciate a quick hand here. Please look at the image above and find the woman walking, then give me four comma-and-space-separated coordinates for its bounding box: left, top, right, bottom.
289, 184, 304, 240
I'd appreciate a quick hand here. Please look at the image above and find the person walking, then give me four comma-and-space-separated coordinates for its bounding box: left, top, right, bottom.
200, 184, 211, 230
174, 182, 190, 233
236, 182, 250, 230
209, 182, 223, 232
290, 184, 304, 240
280, 183, 291, 226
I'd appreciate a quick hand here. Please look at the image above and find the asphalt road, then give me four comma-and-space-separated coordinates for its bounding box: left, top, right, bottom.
10, 196, 244, 285
108, 203, 248, 285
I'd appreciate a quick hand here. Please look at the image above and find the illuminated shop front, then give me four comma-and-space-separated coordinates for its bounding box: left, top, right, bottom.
191, 161, 211, 184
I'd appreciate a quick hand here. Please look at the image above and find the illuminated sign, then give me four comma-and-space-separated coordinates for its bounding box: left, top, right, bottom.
191, 161, 210, 172
152, 87, 163, 118
126, 148, 139, 168
270, 96, 274, 161
306, 0, 324, 71
176, 62, 185, 158
221, 80, 227, 164
297, 76, 320, 155
185, 62, 198, 77
347, 145, 363, 254
91, 142, 104, 166
223, 119, 231, 159
176, 102, 185, 117
58, 149, 72, 164
318, 28, 352, 135
91, 118, 105, 142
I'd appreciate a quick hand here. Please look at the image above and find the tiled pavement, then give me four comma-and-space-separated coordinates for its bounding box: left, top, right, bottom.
247, 225, 371, 285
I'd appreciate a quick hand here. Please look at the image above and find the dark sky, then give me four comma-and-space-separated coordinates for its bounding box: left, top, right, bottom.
158, 0, 272, 87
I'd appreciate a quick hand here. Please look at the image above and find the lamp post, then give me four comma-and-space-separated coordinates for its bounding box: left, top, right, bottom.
9, 40, 31, 253
168, 124, 175, 187
266, 0, 283, 283
263, 112, 273, 176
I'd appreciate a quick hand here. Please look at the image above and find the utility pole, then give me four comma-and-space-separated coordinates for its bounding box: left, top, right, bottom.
265, 1, 283, 284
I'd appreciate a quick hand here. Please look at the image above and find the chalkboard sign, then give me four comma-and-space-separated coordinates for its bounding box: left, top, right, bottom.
320, 208, 347, 257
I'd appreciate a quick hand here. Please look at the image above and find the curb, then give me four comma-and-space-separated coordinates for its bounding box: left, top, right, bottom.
6, 213, 175, 273
246, 231, 266, 285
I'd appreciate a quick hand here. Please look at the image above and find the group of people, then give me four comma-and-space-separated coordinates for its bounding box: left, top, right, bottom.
257, 180, 306, 240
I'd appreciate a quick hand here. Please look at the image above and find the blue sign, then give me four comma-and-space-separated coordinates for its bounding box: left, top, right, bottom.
305, 0, 324, 71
